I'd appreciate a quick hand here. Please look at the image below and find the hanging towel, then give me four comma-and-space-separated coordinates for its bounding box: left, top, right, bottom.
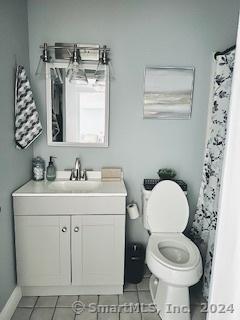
15, 65, 42, 149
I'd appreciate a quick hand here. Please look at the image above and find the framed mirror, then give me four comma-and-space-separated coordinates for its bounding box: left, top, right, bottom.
46, 62, 109, 147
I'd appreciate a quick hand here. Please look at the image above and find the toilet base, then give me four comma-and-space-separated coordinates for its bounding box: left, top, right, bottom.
149, 275, 190, 320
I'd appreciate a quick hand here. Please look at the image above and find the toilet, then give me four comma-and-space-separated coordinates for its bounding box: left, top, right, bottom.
142, 180, 202, 320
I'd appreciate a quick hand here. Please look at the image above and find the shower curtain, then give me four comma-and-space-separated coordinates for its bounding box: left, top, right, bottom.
208, 19, 240, 319
191, 48, 235, 299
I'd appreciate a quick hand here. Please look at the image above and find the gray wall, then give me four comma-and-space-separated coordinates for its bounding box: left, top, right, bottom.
0, 0, 32, 311
28, 0, 239, 243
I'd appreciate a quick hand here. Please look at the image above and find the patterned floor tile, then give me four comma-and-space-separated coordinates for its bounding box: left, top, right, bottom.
123, 283, 137, 292
99, 295, 118, 306
53, 307, 75, 320
35, 296, 58, 307
30, 307, 54, 320
18, 296, 38, 308
56, 295, 78, 307
11, 308, 33, 320
137, 278, 150, 291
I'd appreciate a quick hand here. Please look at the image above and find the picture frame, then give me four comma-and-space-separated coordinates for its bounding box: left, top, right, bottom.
144, 67, 195, 119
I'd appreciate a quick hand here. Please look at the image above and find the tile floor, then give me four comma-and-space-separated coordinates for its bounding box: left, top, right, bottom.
11, 267, 205, 320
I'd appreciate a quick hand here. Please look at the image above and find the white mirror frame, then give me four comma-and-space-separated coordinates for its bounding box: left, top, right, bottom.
46, 62, 109, 147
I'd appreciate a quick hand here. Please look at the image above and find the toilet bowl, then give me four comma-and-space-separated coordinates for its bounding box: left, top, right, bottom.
142, 180, 203, 320
147, 233, 202, 286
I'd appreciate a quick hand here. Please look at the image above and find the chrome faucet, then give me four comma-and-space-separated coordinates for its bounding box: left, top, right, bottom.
70, 158, 81, 181
70, 158, 88, 181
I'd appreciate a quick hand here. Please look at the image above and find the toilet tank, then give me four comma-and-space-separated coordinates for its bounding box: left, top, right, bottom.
142, 180, 188, 231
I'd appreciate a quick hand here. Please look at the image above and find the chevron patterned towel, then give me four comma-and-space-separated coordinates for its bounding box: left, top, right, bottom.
15, 65, 42, 149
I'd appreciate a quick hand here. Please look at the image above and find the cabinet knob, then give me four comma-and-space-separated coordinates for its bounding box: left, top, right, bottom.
74, 226, 79, 232
62, 227, 67, 232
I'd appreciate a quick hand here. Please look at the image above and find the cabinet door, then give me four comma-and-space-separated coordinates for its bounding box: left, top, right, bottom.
15, 215, 71, 286
72, 215, 125, 286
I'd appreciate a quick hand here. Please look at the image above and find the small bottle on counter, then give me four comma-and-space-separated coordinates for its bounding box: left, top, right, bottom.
32, 156, 45, 181
46, 156, 57, 181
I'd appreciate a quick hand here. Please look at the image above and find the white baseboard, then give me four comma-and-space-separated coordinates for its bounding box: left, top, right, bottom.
0, 287, 22, 320
21, 285, 123, 296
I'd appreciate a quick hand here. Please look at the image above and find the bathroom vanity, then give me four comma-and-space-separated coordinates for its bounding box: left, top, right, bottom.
12, 172, 127, 296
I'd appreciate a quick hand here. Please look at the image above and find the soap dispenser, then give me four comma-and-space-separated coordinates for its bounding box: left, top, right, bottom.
46, 156, 57, 181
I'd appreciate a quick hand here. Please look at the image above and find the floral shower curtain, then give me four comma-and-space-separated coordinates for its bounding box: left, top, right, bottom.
191, 48, 235, 300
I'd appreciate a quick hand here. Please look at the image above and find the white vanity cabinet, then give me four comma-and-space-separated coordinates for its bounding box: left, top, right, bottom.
71, 215, 125, 286
14, 215, 71, 287
13, 178, 127, 296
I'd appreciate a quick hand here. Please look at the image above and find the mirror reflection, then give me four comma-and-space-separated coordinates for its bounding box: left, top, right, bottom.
46, 64, 109, 146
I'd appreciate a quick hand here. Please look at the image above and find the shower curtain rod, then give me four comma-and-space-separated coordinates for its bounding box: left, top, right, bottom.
214, 45, 236, 59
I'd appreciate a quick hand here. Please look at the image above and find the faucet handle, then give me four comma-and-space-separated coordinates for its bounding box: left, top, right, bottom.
81, 169, 94, 181
81, 169, 88, 181
70, 169, 78, 181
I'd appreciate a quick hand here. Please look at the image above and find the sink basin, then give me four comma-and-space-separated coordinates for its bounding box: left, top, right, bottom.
48, 180, 102, 193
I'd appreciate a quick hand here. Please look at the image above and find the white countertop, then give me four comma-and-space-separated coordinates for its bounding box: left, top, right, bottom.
12, 172, 127, 197
13, 179, 127, 197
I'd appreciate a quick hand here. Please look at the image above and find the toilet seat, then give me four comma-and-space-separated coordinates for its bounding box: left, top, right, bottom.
148, 233, 201, 271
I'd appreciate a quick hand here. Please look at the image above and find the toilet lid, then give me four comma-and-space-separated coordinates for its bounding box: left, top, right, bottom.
146, 180, 189, 232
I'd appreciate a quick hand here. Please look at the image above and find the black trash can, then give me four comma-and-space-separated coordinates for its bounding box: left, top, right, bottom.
125, 243, 146, 284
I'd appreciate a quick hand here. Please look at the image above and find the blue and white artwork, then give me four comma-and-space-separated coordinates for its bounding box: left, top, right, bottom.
144, 67, 194, 119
